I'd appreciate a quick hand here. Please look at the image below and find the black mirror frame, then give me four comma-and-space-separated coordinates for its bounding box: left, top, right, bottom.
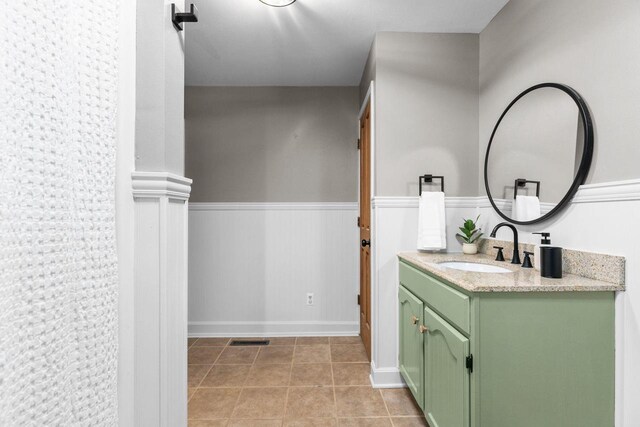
483, 82, 594, 226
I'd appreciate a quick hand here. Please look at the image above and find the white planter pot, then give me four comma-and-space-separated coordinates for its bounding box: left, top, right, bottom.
462, 243, 478, 255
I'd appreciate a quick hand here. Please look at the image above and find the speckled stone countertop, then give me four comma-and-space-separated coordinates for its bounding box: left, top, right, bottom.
398, 252, 625, 293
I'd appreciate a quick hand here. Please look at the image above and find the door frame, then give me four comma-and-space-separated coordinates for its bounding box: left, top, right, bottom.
358, 81, 376, 366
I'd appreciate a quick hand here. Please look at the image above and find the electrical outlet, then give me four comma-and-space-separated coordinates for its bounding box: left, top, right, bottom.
306, 293, 314, 306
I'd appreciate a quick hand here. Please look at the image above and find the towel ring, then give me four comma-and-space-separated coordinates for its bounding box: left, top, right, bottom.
419, 175, 444, 194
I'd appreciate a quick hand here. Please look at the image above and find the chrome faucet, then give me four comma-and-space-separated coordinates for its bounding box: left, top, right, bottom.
490, 222, 521, 265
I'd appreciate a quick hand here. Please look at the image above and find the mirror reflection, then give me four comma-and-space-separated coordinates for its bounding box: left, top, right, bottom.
485, 86, 586, 223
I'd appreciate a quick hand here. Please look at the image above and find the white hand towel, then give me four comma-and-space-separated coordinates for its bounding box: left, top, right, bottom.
512, 195, 541, 221
417, 191, 447, 250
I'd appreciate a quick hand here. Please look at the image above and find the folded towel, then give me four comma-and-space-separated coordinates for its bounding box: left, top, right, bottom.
417, 191, 447, 250
512, 195, 541, 221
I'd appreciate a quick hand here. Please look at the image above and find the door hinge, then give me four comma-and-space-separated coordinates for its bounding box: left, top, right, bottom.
357, 138, 361, 150
357, 294, 361, 305
357, 216, 361, 227
466, 355, 473, 373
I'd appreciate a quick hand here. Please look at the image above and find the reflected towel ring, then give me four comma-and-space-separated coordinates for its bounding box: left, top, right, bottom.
259, 0, 297, 7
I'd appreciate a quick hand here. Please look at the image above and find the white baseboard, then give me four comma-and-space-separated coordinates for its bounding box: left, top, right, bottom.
189, 321, 359, 337
369, 362, 406, 389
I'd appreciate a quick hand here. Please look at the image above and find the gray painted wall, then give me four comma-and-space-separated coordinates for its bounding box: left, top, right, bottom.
185, 86, 359, 202
135, 0, 186, 175
479, 0, 640, 193
372, 32, 480, 197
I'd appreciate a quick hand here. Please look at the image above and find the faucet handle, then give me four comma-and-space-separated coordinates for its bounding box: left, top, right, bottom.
493, 246, 505, 262
522, 251, 534, 268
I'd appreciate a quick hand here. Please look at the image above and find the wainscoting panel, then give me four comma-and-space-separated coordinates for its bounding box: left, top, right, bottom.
188, 203, 360, 337
370, 198, 479, 384
132, 172, 191, 427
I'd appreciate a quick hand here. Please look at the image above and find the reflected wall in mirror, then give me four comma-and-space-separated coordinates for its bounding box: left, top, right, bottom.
484, 83, 593, 225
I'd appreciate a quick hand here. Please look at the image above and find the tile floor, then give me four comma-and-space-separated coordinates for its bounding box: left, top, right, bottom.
188, 337, 428, 426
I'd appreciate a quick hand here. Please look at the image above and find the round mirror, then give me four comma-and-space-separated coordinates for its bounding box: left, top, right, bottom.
484, 83, 594, 225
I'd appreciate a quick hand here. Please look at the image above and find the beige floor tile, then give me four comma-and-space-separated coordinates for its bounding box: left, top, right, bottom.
334, 387, 387, 417
190, 347, 224, 365
201, 365, 251, 388
267, 337, 297, 346
189, 388, 241, 420
232, 387, 288, 419
189, 420, 229, 427
332, 363, 370, 386
337, 418, 392, 426
284, 418, 338, 426
246, 364, 292, 387
330, 345, 368, 363
188, 388, 198, 400
189, 364, 213, 387
256, 346, 295, 364
390, 417, 429, 427
296, 337, 330, 345
216, 347, 260, 365
228, 420, 282, 427
329, 336, 363, 345
380, 389, 422, 416
294, 345, 331, 364
285, 387, 336, 419
290, 363, 333, 386
194, 338, 230, 347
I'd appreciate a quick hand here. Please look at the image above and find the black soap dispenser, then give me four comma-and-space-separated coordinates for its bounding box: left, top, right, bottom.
540, 246, 563, 279
533, 232, 563, 278
532, 232, 552, 271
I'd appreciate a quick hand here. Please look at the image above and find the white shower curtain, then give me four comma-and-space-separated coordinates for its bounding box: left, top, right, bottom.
0, 1, 119, 425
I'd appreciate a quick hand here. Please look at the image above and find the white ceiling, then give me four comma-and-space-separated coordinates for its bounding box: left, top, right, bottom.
185, 0, 509, 86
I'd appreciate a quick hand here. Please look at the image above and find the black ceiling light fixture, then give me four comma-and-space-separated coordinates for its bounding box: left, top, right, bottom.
259, 0, 297, 7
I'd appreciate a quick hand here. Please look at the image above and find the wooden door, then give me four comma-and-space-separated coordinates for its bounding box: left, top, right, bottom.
399, 286, 425, 409
359, 102, 372, 360
423, 305, 470, 427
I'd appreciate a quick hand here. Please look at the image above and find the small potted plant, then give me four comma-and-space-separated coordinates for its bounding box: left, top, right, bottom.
456, 215, 483, 255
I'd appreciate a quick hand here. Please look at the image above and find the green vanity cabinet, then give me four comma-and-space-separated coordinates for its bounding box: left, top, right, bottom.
399, 285, 425, 409
423, 305, 469, 427
398, 260, 616, 427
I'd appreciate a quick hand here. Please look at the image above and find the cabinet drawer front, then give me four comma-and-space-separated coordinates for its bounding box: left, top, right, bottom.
400, 262, 470, 333
398, 286, 425, 409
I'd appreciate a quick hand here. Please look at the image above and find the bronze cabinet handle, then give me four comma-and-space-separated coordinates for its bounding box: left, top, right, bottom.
410, 315, 419, 325
419, 325, 429, 334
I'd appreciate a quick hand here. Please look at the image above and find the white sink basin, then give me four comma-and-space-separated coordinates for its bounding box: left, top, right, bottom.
437, 261, 512, 274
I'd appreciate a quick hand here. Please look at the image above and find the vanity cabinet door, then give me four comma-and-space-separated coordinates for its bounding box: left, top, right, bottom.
398, 286, 425, 409
424, 305, 470, 427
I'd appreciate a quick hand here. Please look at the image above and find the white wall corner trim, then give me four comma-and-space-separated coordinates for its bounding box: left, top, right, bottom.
369, 362, 406, 389
189, 202, 358, 211
132, 171, 191, 426
132, 171, 193, 200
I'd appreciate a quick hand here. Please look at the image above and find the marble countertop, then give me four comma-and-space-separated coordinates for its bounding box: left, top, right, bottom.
398, 252, 625, 293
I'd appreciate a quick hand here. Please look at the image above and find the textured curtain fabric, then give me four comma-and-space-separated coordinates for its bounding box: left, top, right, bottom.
0, 1, 119, 425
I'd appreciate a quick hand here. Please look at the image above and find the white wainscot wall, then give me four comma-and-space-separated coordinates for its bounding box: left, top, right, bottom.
188, 203, 360, 337
370, 180, 640, 427
370, 197, 481, 386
